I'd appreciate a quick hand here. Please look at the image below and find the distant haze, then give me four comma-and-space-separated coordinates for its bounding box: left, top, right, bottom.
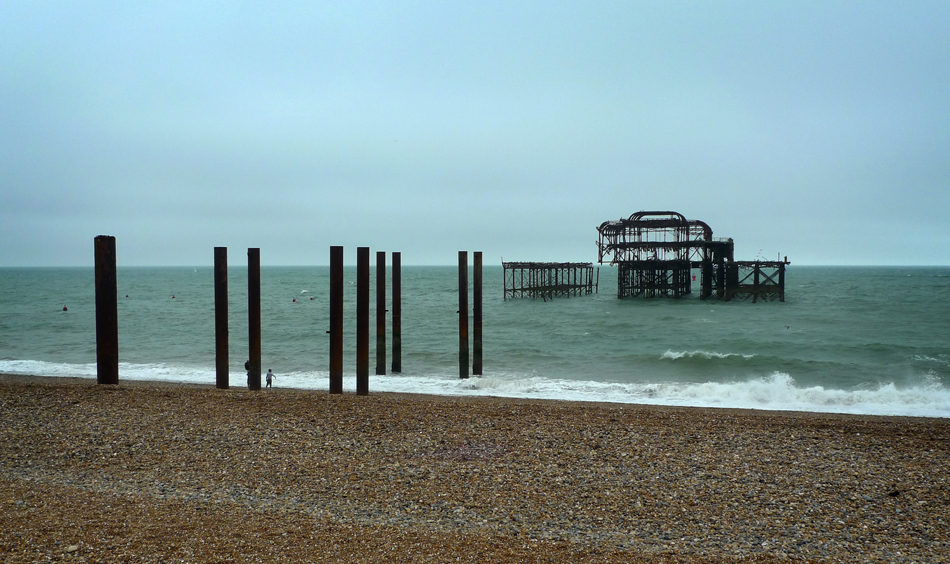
2, 2, 948, 266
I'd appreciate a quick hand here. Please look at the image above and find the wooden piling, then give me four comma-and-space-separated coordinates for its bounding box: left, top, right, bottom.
357, 246, 370, 395
214, 247, 228, 389
473, 251, 482, 375
459, 251, 469, 379
391, 252, 401, 373
376, 251, 386, 376
94, 235, 119, 385
247, 248, 261, 390
329, 246, 343, 394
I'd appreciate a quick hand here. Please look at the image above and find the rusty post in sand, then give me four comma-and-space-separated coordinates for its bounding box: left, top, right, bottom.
214, 247, 228, 389
94, 235, 119, 385
357, 246, 370, 395
329, 246, 343, 394
459, 251, 469, 379
376, 251, 386, 376
473, 251, 482, 375
391, 252, 401, 373
247, 248, 262, 390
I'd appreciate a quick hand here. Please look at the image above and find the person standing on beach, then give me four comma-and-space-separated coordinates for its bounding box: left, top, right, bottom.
266, 369, 276, 388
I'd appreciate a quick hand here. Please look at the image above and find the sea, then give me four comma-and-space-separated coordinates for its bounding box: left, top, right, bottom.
1, 265, 948, 418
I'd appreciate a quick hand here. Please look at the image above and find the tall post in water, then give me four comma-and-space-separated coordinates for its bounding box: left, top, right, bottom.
458, 251, 469, 379
356, 246, 370, 395
753, 263, 761, 304
376, 251, 386, 375
779, 262, 786, 302
94, 235, 119, 385
391, 252, 401, 373
329, 246, 344, 394
247, 248, 262, 390
214, 247, 229, 389
473, 251, 483, 375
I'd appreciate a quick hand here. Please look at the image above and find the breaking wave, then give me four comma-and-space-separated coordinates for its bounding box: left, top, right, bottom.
3, 360, 948, 419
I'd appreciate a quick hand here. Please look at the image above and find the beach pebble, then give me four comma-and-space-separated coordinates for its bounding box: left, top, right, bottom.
1, 377, 948, 563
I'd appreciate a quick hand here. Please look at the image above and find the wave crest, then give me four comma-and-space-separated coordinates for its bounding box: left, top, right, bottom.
661, 350, 756, 361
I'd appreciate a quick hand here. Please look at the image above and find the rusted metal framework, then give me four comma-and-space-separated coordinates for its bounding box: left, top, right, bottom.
503, 262, 598, 301
597, 211, 787, 301
724, 261, 787, 302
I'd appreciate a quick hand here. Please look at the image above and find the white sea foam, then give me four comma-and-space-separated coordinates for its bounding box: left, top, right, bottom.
660, 350, 756, 361
912, 354, 949, 366
3, 360, 949, 419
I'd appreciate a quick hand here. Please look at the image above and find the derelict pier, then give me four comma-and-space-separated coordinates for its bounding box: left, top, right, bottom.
503, 262, 598, 301
597, 211, 788, 302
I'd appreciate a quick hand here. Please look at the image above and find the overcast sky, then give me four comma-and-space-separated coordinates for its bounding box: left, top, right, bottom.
2, 1, 948, 266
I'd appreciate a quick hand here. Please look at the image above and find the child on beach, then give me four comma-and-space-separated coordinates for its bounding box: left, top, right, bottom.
266, 369, 276, 388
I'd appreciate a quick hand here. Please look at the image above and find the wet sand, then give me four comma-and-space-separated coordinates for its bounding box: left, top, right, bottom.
1, 374, 948, 563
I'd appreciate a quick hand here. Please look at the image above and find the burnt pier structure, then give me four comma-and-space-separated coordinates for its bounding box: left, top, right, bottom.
503, 262, 598, 301
597, 211, 788, 302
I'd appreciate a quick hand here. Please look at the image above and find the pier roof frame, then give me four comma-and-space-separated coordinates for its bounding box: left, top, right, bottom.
597, 211, 718, 264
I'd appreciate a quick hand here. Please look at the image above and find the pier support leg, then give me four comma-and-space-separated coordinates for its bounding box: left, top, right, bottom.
214, 247, 228, 389
779, 263, 786, 302
459, 251, 469, 379
376, 251, 386, 376
357, 247, 369, 395
94, 235, 118, 385
247, 248, 261, 390
753, 263, 760, 304
391, 252, 401, 373
329, 246, 343, 394
473, 251, 482, 375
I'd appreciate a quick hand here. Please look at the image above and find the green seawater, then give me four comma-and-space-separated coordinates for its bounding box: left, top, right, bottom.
1, 265, 948, 416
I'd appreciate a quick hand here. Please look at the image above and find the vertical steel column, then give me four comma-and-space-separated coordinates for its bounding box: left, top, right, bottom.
247, 248, 261, 390
753, 263, 761, 304
376, 251, 386, 376
473, 251, 482, 375
716, 258, 726, 300
459, 251, 469, 379
94, 235, 119, 385
329, 246, 343, 394
356, 246, 370, 395
779, 263, 786, 302
391, 252, 401, 373
214, 247, 229, 389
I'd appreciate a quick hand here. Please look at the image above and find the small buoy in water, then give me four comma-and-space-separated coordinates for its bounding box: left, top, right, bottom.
292, 298, 296, 303
172, 295, 175, 299
126, 294, 129, 298
310, 297, 313, 300
63, 305, 68, 311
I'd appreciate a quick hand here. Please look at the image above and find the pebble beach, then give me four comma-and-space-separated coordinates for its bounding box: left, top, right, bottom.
1, 375, 948, 563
